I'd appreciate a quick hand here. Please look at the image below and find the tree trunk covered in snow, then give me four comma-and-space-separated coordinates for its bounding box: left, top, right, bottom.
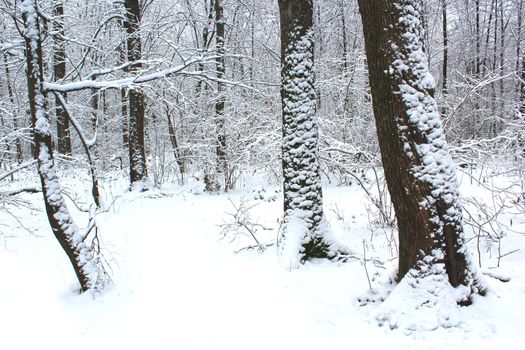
278, 0, 333, 263
215, 0, 229, 190
53, 0, 72, 156
358, 0, 484, 303
124, 0, 148, 188
20, 0, 106, 293
120, 47, 129, 151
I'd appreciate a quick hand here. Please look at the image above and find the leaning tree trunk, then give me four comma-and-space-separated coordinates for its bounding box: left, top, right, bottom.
124, 0, 148, 188
53, 0, 72, 156
21, 0, 106, 293
358, 0, 484, 304
278, 0, 335, 265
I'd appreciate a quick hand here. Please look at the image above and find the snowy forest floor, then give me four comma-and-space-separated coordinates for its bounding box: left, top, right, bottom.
1, 166, 524, 349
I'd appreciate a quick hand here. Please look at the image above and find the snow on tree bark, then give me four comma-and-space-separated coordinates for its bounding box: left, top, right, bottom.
215, 0, 229, 190
20, 0, 107, 293
358, 0, 485, 323
124, 0, 148, 189
53, 0, 72, 156
278, 0, 335, 266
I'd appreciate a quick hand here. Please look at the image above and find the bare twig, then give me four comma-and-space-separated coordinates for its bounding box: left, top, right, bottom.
0, 160, 37, 182
363, 240, 372, 290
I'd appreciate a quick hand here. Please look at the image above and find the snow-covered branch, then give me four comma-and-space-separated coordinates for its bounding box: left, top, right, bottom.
44, 57, 212, 92
54, 93, 101, 207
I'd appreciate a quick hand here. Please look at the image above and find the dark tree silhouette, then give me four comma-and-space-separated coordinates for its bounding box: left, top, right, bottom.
124, 0, 148, 188
53, 1, 72, 156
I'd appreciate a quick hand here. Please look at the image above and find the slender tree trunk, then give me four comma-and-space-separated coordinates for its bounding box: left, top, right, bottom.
215, 0, 228, 190
476, 0, 481, 77
497, 0, 506, 134
118, 38, 129, 150
21, 0, 106, 292
53, 1, 72, 156
516, 0, 523, 109
521, 53, 525, 115
166, 104, 185, 181
3, 53, 23, 163
0, 106, 10, 168
90, 78, 99, 133
278, 0, 334, 264
196, 0, 214, 93
358, 0, 484, 303
442, 0, 448, 95
483, 0, 496, 77
124, 0, 148, 188
250, 2, 255, 85
54, 93, 101, 207
340, 0, 348, 71
314, 3, 322, 111
121, 86, 128, 150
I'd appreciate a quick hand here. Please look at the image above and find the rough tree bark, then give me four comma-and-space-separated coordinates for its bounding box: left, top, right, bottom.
120, 45, 129, 150
215, 0, 229, 190
20, 0, 106, 292
278, 0, 336, 265
53, 0, 72, 156
124, 0, 148, 188
358, 0, 484, 304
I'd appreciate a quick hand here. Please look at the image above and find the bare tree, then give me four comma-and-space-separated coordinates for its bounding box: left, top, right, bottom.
442, 0, 448, 95
358, 0, 485, 303
2, 52, 23, 164
215, 0, 229, 190
277, 0, 337, 264
20, 0, 107, 292
124, 0, 148, 189
53, 0, 72, 156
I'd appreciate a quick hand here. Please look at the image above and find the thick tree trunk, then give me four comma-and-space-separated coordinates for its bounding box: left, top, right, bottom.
358, 0, 484, 303
278, 0, 333, 264
124, 0, 148, 188
53, 1, 72, 156
21, 0, 106, 293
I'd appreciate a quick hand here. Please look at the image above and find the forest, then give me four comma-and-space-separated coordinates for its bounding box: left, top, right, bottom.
1, 0, 524, 348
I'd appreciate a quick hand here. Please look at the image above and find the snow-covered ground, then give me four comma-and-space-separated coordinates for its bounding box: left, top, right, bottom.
1, 168, 524, 349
